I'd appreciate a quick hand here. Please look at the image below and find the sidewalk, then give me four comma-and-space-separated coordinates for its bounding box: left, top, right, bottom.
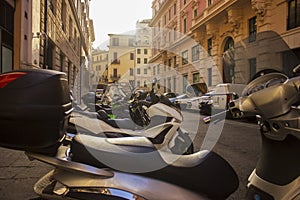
0, 147, 52, 200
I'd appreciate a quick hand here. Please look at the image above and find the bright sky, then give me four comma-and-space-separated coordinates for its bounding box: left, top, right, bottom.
89, 0, 153, 49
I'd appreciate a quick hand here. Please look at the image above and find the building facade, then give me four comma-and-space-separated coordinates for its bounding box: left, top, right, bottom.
92, 49, 109, 86
1, 0, 95, 96
1, 0, 14, 73
107, 33, 136, 85
135, 19, 152, 88
150, 0, 300, 92
150, 0, 207, 93
92, 20, 152, 88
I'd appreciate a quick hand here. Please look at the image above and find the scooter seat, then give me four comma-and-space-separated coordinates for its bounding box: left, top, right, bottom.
71, 134, 239, 199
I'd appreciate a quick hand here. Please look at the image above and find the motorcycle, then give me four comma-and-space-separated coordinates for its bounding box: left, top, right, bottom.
0, 69, 239, 199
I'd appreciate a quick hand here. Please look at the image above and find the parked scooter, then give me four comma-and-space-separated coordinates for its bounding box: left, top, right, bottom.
0, 69, 239, 200
227, 67, 300, 200
204, 67, 300, 199
69, 78, 194, 155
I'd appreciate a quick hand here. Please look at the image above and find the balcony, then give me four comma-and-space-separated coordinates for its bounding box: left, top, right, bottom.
191, 0, 238, 29
110, 74, 121, 81
111, 59, 120, 64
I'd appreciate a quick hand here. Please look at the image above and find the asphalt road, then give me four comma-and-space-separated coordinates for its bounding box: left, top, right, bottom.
0, 110, 260, 199
181, 110, 261, 199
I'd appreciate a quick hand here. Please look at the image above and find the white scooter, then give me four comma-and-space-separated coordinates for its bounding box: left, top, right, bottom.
0, 69, 239, 200
69, 78, 193, 155
228, 67, 300, 200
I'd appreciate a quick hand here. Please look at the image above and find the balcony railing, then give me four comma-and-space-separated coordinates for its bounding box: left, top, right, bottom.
110, 74, 121, 81
111, 59, 120, 64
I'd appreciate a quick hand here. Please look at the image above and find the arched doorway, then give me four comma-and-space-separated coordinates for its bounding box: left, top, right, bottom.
222, 37, 235, 83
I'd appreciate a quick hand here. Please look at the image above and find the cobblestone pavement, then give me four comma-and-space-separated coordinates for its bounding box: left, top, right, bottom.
0, 147, 52, 200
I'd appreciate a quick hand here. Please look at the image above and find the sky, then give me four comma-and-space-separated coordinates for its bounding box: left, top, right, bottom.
89, 0, 153, 49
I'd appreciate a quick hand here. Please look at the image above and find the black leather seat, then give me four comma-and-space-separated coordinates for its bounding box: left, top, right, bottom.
71, 134, 239, 199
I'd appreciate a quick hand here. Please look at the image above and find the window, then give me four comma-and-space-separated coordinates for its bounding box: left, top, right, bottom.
137, 49, 141, 54
208, 0, 212, 6
137, 68, 141, 74
130, 53, 134, 60
157, 64, 160, 74
130, 68, 133, 76
183, 0, 187, 5
144, 49, 148, 54
113, 68, 118, 77
249, 58, 257, 81
173, 76, 177, 92
113, 52, 118, 60
129, 38, 134, 46
144, 58, 148, 64
112, 38, 119, 46
167, 78, 171, 91
137, 58, 141, 64
193, 73, 199, 83
207, 38, 212, 56
144, 68, 148, 74
69, 17, 73, 42
288, 0, 300, 29
192, 45, 200, 61
249, 17, 257, 42
182, 50, 188, 65
207, 68, 212, 86
183, 74, 188, 93
174, 56, 177, 67
60, 52, 65, 72
174, 28, 177, 40
97, 65, 101, 71
183, 18, 187, 33
174, 3, 177, 15
193, 9, 198, 18
153, 66, 156, 75
61, 0, 66, 31
49, 0, 56, 14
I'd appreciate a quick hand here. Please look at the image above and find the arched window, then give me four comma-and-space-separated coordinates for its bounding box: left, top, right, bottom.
222, 37, 235, 83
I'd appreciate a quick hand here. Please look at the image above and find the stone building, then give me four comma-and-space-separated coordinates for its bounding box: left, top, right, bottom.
150, 0, 208, 93
92, 20, 152, 88
107, 33, 136, 85
134, 19, 152, 88
92, 49, 109, 85
1, 0, 15, 73
150, 0, 300, 92
1, 0, 95, 94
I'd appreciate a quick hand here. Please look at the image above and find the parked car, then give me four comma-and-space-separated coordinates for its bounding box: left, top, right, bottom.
198, 90, 216, 115
184, 90, 215, 112
175, 82, 208, 110
210, 83, 247, 117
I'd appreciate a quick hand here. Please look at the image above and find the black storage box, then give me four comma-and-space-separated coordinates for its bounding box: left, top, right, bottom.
0, 69, 72, 155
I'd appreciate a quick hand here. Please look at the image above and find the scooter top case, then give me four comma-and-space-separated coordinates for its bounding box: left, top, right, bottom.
0, 69, 72, 155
